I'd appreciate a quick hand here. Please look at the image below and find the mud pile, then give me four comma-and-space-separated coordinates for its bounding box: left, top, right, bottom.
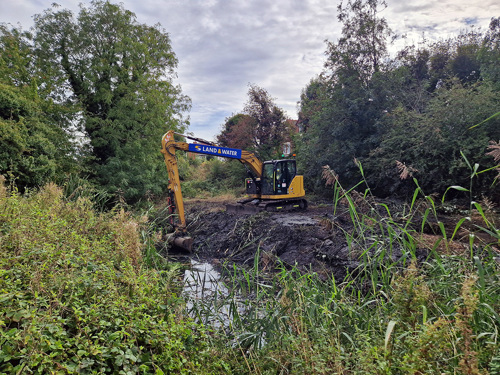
182, 199, 428, 280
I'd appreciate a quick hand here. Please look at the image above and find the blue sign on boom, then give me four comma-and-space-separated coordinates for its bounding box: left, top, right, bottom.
188, 144, 242, 159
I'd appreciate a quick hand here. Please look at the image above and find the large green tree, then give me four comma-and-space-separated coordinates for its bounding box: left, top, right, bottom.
32, 1, 190, 202
298, 1, 500, 201
0, 83, 73, 190
325, 0, 392, 84
480, 17, 500, 86
0, 25, 75, 190
297, 0, 393, 190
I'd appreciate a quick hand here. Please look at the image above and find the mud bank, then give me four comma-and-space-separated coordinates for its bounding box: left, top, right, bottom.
181, 199, 430, 281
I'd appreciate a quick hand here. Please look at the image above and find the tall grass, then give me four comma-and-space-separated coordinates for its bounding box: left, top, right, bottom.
184, 166, 500, 374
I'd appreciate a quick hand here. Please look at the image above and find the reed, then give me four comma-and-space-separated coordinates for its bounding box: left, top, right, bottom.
183, 162, 500, 374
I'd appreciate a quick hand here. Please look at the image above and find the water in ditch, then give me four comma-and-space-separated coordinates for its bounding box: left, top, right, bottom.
165, 254, 268, 348
182, 259, 244, 330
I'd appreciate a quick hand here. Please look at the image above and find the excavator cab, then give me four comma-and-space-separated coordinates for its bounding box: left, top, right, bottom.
261, 159, 297, 196
242, 158, 305, 212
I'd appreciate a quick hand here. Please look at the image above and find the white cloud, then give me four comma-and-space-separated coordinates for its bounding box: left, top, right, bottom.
1, 0, 497, 141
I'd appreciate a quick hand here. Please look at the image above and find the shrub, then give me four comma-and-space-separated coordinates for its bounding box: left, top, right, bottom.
0, 182, 222, 373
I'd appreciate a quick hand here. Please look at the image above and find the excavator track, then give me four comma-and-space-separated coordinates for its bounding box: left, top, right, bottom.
226, 198, 307, 214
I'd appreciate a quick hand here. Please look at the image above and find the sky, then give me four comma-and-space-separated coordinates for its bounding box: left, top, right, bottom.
1, 0, 498, 141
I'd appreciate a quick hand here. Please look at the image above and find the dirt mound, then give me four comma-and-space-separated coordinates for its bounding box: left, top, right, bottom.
182, 199, 425, 280
162, 196, 499, 280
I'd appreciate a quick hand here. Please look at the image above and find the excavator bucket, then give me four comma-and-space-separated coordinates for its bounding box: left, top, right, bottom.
167, 234, 194, 252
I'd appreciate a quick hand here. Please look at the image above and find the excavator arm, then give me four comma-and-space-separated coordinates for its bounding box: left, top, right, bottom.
161, 131, 188, 232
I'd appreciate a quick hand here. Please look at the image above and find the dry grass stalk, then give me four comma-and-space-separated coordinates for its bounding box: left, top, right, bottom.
396, 160, 418, 180
260, 249, 276, 272
0, 175, 6, 199
322, 165, 339, 187
106, 209, 143, 269
416, 233, 468, 255
486, 140, 500, 181
456, 275, 484, 375
486, 140, 500, 162
479, 194, 496, 211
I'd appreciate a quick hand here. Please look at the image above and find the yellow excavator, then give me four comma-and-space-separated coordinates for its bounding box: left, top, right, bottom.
161, 130, 307, 251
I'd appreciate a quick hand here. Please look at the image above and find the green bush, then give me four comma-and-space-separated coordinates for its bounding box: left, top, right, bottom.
0, 181, 223, 373
0, 83, 76, 192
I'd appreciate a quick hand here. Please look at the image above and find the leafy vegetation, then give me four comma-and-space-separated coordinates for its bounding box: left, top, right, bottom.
1, 0, 498, 203
1, 165, 498, 373
0, 26, 76, 192
296, 2, 500, 201
32, 1, 190, 203
1, 0, 499, 373
217, 113, 257, 152
217, 84, 291, 161
0, 82, 74, 190
174, 153, 247, 199
1, 1, 189, 204
0, 179, 226, 374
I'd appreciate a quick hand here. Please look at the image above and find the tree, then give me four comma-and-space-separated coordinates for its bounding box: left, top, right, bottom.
325, 0, 392, 84
0, 25, 33, 87
243, 84, 287, 159
297, 0, 393, 189
424, 30, 483, 89
480, 17, 500, 86
0, 25, 75, 190
295, 2, 500, 201
32, 1, 190, 202
297, 77, 328, 132
217, 113, 256, 150
392, 46, 432, 113
0, 82, 74, 190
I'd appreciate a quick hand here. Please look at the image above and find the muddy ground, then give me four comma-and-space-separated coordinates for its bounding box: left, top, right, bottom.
161, 196, 498, 280
168, 197, 423, 280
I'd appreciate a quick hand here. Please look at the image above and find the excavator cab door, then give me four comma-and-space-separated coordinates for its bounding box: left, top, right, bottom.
261, 160, 296, 196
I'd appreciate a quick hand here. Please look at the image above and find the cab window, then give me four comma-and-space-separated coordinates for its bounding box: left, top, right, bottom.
261, 163, 275, 195
262, 160, 296, 195
275, 161, 293, 194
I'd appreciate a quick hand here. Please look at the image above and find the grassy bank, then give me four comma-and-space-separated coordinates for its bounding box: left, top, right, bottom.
201, 249, 499, 374
187, 172, 500, 374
